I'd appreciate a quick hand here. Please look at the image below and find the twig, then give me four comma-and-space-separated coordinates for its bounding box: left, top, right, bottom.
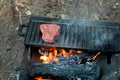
15, 7, 22, 24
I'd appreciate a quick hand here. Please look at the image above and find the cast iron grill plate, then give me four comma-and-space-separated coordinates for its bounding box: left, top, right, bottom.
19, 17, 120, 51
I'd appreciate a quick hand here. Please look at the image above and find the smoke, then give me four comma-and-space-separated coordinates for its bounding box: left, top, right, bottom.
59, 0, 120, 50
93, 30, 113, 47
59, 19, 119, 50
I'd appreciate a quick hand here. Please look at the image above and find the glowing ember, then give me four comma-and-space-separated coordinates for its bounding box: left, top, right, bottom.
40, 55, 50, 64
61, 49, 68, 57
35, 76, 51, 80
76, 50, 82, 54
53, 49, 57, 57
39, 48, 83, 64
92, 52, 101, 60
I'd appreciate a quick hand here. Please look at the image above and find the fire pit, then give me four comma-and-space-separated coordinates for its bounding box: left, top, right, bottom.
30, 47, 101, 80
18, 16, 120, 80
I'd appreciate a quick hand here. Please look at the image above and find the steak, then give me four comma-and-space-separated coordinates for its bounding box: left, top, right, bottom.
40, 24, 61, 43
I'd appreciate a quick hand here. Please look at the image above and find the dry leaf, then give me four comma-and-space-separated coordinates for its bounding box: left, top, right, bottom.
15, 2, 25, 7
25, 10, 32, 15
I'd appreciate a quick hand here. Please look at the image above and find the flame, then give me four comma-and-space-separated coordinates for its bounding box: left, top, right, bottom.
61, 49, 68, 57
92, 52, 101, 60
39, 48, 83, 64
48, 52, 59, 63
35, 76, 51, 80
40, 54, 50, 64
53, 49, 57, 57
69, 50, 74, 54
35, 76, 42, 80
76, 50, 82, 54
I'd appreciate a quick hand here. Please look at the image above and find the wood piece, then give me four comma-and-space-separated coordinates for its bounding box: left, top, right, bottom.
29, 57, 100, 80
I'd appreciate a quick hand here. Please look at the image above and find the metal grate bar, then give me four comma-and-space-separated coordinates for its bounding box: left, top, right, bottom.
34, 23, 39, 43
26, 22, 34, 43
23, 17, 120, 51
30, 22, 36, 43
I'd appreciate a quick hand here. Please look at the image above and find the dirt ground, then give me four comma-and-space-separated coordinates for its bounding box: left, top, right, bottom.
0, 0, 120, 80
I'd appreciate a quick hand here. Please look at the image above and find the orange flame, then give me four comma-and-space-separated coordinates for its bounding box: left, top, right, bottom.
76, 50, 82, 54
40, 54, 50, 64
54, 49, 57, 57
92, 52, 101, 60
39, 48, 83, 64
35, 76, 51, 80
61, 49, 68, 57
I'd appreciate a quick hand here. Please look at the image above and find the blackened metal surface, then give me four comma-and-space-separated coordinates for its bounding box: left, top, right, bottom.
98, 54, 118, 80
21, 16, 120, 51
19, 59, 29, 80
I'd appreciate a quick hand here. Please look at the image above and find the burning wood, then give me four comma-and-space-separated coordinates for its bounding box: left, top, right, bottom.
40, 54, 50, 64
30, 60, 101, 80
92, 52, 101, 60
29, 48, 103, 80
61, 49, 69, 57
39, 48, 83, 64
76, 50, 82, 54
35, 76, 51, 80
39, 47, 102, 64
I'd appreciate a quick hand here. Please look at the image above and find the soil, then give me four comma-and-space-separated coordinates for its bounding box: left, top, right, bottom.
0, 0, 120, 80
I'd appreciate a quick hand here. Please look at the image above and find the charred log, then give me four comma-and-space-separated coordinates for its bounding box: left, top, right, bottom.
29, 57, 101, 80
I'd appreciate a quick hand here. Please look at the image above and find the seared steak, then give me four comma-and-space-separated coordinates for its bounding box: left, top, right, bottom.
40, 24, 61, 43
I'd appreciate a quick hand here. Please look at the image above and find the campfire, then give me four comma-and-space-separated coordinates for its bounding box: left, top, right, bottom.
39, 48, 83, 64
28, 47, 102, 80
18, 16, 119, 80
38, 47, 101, 64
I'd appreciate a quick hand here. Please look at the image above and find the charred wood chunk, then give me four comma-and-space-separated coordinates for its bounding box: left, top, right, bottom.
29, 62, 100, 80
